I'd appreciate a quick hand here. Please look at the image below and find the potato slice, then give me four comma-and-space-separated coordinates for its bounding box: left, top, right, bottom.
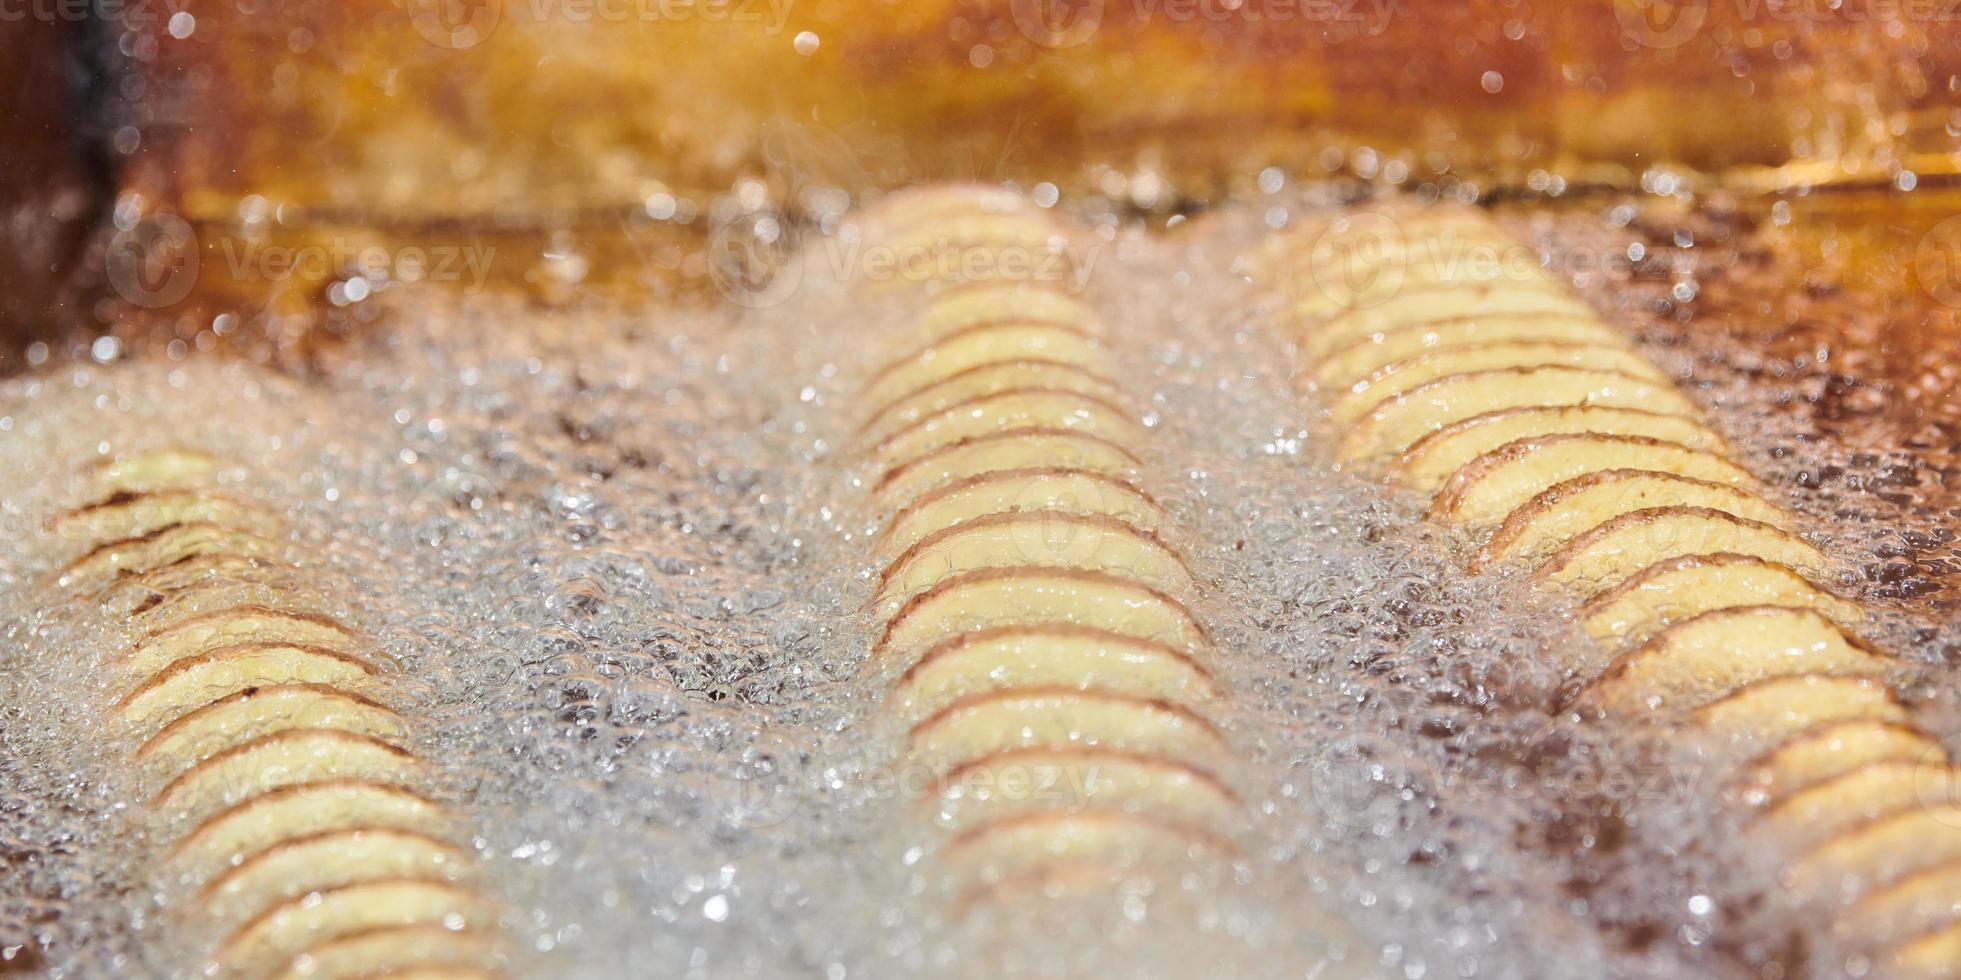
269, 924, 497, 980
57, 523, 280, 593
1309, 318, 1630, 394
136, 683, 407, 762
857, 360, 1129, 447
1393, 407, 1724, 493
1742, 721, 1942, 805
1284, 207, 1515, 275
864, 183, 1030, 227
168, 781, 451, 882
874, 568, 1211, 668
944, 808, 1230, 876
202, 828, 472, 928
866, 182, 1036, 220
871, 389, 1143, 473
1303, 286, 1597, 359
1693, 675, 1909, 743
214, 879, 490, 979
949, 861, 1143, 917
344, 968, 493, 980
1279, 207, 1504, 266
1897, 920, 1961, 977
890, 626, 1217, 726
1535, 506, 1828, 597
92, 553, 294, 612
48, 490, 267, 548
89, 448, 218, 495
1428, 435, 1755, 527
152, 729, 421, 816
114, 643, 380, 727
873, 468, 1163, 560
1476, 471, 1789, 570
862, 322, 1104, 410
866, 225, 1044, 263
874, 430, 1139, 508
874, 513, 1195, 616
1322, 341, 1663, 424
1339, 366, 1699, 461
926, 747, 1239, 834
1848, 865, 1961, 965
909, 687, 1226, 778
1761, 762, 1956, 850
1795, 806, 1961, 896
1580, 554, 1863, 650
1574, 607, 1891, 718
128, 606, 364, 676
942, 810, 1232, 906
1293, 260, 1567, 321
125, 582, 331, 636
907, 280, 1096, 338
878, 212, 1064, 263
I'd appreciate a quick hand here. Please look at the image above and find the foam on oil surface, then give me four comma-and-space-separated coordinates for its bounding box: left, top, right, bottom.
1, 193, 1953, 979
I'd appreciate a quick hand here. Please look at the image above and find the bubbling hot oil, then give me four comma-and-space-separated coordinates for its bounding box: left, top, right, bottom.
0, 192, 1952, 979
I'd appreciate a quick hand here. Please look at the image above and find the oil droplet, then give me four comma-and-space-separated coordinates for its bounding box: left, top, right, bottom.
793, 31, 819, 55
167, 12, 195, 38
1480, 71, 1504, 94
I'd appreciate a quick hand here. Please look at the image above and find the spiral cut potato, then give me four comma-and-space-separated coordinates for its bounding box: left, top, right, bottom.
44, 449, 503, 979
849, 187, 1239, 913
1272, 207, 1959, 976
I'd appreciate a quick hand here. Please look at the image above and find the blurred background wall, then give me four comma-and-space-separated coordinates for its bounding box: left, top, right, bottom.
0, 14, 104, 369
2, 0, 1958, 360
